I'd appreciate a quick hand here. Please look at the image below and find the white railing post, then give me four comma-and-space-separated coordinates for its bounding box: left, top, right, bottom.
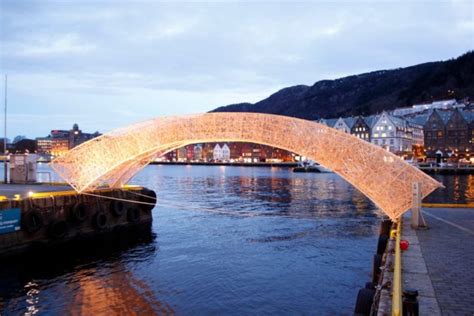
411, 182, 427, 229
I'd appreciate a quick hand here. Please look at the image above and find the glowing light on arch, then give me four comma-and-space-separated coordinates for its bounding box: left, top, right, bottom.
50, 113, 442, 220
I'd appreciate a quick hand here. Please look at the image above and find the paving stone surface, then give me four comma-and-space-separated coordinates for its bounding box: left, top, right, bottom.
402, 217, 441, 316
417, 208, 474, 316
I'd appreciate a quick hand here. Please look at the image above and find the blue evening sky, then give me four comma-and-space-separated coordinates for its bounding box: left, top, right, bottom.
0, 0, 473, 138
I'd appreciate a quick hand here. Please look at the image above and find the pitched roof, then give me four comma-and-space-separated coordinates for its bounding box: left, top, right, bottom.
460, 110, 474, 123
343, 117, 356, 129
387, 113, 407, 127
406, 112, 431, 126
325, 118, 338, 127
436, 110, 452, 124
364, 114, 379, 128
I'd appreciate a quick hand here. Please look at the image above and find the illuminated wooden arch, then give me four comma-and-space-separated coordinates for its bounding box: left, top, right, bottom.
50, 113, 442, 220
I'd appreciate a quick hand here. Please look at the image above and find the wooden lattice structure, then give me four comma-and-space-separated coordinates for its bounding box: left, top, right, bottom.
50, 113, 442, 220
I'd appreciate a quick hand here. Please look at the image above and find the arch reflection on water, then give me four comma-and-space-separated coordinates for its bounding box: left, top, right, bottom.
0, 225, 170, 315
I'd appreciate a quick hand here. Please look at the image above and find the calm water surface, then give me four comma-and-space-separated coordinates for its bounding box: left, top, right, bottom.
0, 165, 470, 315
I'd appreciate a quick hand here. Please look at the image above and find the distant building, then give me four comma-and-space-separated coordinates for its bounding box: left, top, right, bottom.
370, 111, 423, 153
221, 144, 230, 161
422, 109, 474, 158
177, 147, 187, 161
186, 145, 194, 161
69, 123, 99, 148
46, 124, 101, 157
193, 144, 203, 161
213, 144, 222, 161
163, 142, 295, 163
333, 117, 352, 133
351, 116, 371, 141
321, 110, 424, 155
11, 139, 36, 154
51, 137, 70, 157
36, 136, 52, 155
392, 99, 464, 116
201, 143, 214, 161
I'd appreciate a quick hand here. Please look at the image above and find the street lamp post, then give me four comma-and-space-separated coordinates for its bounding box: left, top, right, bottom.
4, 75, 7, 183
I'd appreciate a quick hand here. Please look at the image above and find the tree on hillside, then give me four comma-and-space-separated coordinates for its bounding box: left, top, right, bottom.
13, 135, 26, 143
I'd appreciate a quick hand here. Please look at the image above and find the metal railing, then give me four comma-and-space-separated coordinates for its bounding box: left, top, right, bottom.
392, 220, 403, 316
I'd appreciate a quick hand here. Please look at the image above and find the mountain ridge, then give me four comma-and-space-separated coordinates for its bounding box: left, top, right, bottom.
211, 52, 474, 119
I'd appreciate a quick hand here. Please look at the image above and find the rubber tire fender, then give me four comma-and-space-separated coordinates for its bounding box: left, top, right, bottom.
127, 207, 141, 224
71, 202, 87, 223
92, 211, 108, 230
139, 189, 156, 212
376, 234, 389, 255
372, 254, 382, 284
110, 200, 125, 217
22, 209, 43, 234
379, 219, 392, 236
354, 288, 375, 315
48, 220, 68, 239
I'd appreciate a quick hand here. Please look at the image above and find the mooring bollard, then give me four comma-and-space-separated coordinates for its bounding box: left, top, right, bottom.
402, 289, 419, 316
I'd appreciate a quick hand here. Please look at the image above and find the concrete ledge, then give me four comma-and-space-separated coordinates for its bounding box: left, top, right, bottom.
402, 215, 441, 315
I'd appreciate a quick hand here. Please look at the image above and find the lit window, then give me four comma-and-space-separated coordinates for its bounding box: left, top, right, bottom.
382, 133, 386, 137
388, 126, 392, 130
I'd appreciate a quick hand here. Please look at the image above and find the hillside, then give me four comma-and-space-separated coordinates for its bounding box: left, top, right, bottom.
211, 52, 474, 119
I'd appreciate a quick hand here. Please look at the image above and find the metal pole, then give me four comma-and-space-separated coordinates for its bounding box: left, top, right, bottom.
4, 74, 7, 183
411, 182, 427, 229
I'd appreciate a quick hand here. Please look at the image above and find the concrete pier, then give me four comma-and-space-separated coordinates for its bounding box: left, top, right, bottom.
0, 183, 156, 257
415, 207, 474, 315
376, 207, 474, 315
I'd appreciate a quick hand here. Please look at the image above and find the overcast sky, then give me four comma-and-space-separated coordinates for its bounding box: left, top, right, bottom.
1, 0, 473, 138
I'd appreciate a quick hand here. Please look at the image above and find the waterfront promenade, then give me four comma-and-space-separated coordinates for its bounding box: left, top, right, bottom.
404, 207, 474, 315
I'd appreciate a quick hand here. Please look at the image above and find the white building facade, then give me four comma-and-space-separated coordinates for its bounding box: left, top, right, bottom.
333, 117, 351, 133
222, 144, 230, 161
213, 144, 222, 161
371, 111, 423, 153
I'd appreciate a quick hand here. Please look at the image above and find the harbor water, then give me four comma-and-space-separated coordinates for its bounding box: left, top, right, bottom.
0, 164, 471, 315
